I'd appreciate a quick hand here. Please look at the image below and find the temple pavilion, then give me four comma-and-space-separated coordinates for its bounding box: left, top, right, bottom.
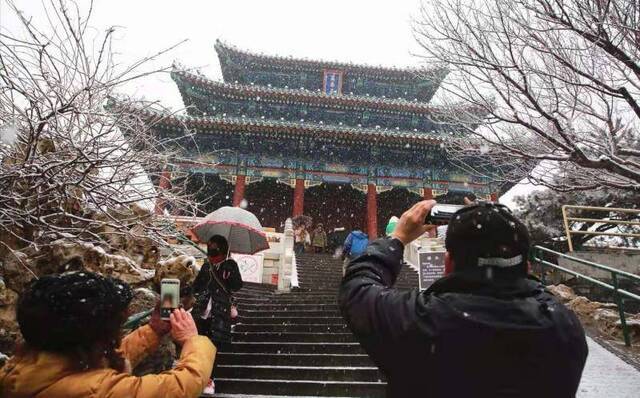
143, 40, 504, 237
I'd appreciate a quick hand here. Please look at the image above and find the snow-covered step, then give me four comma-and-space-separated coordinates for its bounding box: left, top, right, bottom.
239, 309, 340, 316
215, 254, 385, 396
238, 303, 339, 311
217, 352, 374, 367
232, 331, 356, 343
213, 378, 386, 397
237, 316, 343, 325
228, 341, 365, 355
216, 365, 384, 382
234, 323, 348, 333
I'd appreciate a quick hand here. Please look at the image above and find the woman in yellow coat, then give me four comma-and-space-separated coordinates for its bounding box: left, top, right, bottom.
0, 271, 216, 398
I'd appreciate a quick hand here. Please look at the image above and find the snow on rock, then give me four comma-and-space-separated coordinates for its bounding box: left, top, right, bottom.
129, 288, 158, 315
153, 255, 197, 289
547, 284, 577, 302
49, 239, 154, 285
548, 284, 640, 344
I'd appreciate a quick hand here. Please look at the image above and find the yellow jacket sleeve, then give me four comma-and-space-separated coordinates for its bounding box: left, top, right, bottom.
101, 335, 216, 398
119, 325, 161, 369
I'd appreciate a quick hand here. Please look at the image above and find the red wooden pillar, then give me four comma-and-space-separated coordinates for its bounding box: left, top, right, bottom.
232, 175, 246, 207
367, 183, 378, 239
293, 178, 305, 216
490, 192, 499, 202
423, 188, 434, 200
154, 168, 171, 215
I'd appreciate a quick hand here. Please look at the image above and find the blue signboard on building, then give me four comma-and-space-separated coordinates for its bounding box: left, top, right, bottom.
323, 69, 343, 95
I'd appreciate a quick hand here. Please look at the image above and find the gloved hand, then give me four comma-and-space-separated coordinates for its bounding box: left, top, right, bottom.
170, 308, 199, 345
148, 302, 171, 337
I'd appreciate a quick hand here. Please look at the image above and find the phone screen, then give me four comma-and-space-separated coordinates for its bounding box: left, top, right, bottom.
160, 278, 180, 320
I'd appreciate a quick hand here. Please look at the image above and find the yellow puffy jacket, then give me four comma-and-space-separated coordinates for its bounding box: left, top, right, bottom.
0, 325, 216, 398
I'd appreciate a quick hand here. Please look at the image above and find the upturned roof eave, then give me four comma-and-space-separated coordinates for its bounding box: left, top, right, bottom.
171, 68, 448, 116
133, 105, 453, 146
214, 39, 448, 82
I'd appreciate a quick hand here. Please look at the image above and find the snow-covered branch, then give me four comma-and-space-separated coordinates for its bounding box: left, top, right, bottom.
415, 0, 640, 192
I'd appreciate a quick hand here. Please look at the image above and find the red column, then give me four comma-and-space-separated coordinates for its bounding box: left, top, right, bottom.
490, 192, 499, 202
424, 188, 434, 200
154, 168, 171, 215
367, 184, 378, 239
232, 175, 246, 207
293, 178, 305, 216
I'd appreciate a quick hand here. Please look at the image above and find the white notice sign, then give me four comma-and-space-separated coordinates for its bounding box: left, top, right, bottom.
231, 253, 264, 284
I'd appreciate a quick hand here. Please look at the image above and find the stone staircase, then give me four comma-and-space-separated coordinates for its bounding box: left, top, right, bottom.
213, 253, 419, 397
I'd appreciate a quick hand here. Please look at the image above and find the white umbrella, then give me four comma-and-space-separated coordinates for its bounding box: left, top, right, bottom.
192, 206, 269, 254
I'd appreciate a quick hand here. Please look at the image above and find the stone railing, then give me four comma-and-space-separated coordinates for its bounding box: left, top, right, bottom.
404, 235, 446, 272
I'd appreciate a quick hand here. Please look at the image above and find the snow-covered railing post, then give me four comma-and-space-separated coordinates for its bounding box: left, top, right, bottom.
278, 218, 294, 292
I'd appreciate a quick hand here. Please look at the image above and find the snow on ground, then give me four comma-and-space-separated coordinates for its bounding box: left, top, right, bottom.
578, 337, 640, 397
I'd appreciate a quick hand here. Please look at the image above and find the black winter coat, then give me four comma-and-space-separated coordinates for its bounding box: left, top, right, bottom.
192, 259, 243, 343
339, 238, 588, 398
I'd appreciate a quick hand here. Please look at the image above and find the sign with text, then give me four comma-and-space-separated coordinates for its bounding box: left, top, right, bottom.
418, 251, 445, 290
231, 253, 264, 284
323, 69, 343, 95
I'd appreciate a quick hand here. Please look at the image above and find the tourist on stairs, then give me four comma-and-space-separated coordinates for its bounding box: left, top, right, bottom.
0, 272, 215, 398
341, 229, 369, 276
294, 224, 310, 255
311, 223, 328, 253
192, 234, 243, 396
339, 200, 588, 398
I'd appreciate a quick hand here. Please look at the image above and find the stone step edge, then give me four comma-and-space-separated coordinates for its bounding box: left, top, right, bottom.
214, 378, 386, 385
214, 395, 353, 398
218, 365, 379, 370
220, 352, 369, 357
234, 323, 346, 326
232, 332, 353, 336
214, 395, 355, 398
231, 342, 360, 345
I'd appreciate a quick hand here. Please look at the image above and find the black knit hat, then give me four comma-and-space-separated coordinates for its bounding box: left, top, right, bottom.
17, 271, 133, 351
445, 202, 530, 274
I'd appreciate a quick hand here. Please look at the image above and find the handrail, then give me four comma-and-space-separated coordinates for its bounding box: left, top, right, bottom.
531, 245, 640, 347
561, 205, 640, 252
534, 246, 640, 282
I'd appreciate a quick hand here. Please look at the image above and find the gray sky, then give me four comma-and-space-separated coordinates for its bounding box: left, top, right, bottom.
0, 0, 535, 203
1, 0, 425, 109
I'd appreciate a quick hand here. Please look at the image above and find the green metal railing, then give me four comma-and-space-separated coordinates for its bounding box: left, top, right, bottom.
531, 245, 640, 346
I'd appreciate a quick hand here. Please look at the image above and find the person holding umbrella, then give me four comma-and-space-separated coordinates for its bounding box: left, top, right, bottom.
191, 235, 242, 395
190, 206, 269, 395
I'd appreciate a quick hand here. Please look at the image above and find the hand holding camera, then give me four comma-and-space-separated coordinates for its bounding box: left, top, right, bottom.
392, 200, 437, 245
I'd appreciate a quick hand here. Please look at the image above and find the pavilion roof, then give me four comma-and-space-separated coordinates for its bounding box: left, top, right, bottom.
123, 102, 458, 147
172, 68, 468, 117
214, 39, 447, 82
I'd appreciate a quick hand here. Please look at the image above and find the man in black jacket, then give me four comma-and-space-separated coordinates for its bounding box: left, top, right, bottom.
339, 200, 588, 397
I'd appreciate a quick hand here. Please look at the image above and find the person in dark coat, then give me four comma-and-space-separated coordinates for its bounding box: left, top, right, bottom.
339, 200, 588, 398
192, 235, 243, 394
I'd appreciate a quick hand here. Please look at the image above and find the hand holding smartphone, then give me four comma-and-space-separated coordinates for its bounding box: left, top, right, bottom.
160, 278, 180, 320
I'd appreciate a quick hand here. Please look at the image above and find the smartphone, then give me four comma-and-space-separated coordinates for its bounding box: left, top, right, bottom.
425, 204, 465, 224
160, 278, 180, 320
